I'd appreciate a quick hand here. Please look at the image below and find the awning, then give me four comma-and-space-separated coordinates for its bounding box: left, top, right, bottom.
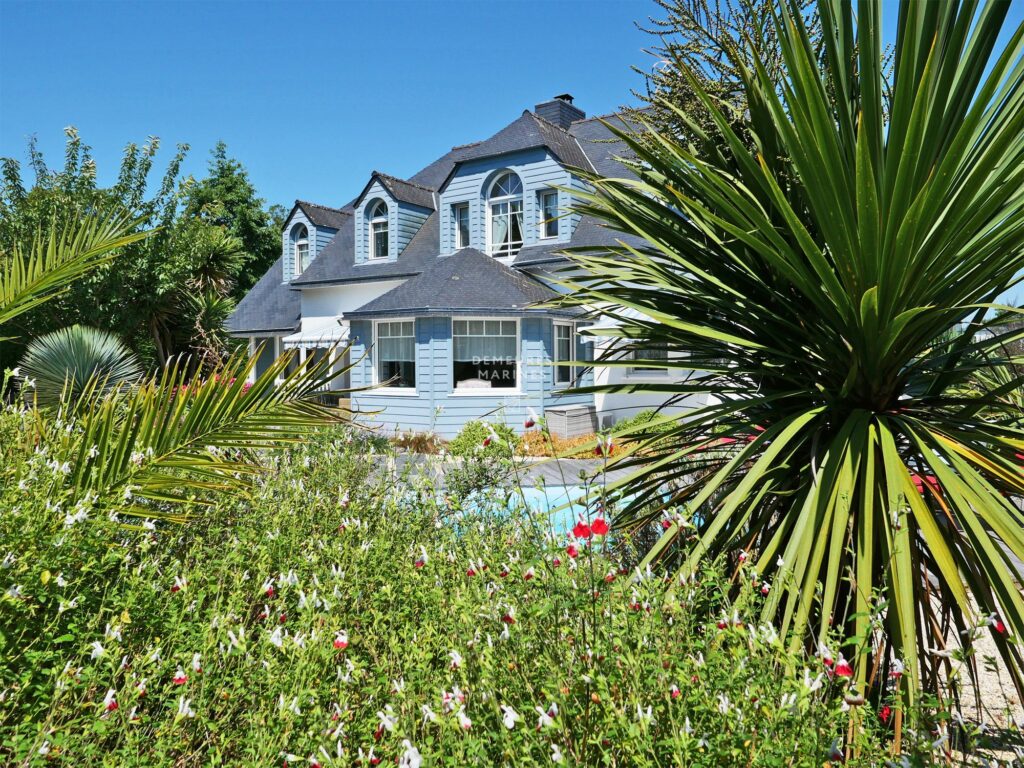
282, 320, 349, 349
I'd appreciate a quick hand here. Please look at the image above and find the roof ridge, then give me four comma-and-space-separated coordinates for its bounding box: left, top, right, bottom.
296, 199, 349, 214
450, 140, 482, 151
373, 171, 435, 193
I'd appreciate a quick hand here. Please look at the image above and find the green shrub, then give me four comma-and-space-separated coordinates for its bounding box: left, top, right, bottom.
447, 419, 519, 458
0, 421, 978, 765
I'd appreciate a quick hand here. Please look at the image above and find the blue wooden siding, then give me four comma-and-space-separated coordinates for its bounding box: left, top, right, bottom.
350, 315, 594, 438
566, 174, 590, 237
438, 149, 573, 255
354, 182, 430, 264
280, 208, 336, 282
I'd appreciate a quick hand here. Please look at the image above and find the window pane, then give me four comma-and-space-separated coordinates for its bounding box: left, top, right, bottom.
452, 319, 517, 389
455, 204, 470, 249
377, 322, 416, 387
541, 191, 558, 238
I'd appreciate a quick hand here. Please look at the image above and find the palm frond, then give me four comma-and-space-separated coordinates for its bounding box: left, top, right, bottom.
553, 0, 1024, 712
0, 209, 149, 337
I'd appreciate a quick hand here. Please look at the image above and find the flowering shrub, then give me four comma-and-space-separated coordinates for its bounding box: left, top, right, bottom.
0, 423, 958, 765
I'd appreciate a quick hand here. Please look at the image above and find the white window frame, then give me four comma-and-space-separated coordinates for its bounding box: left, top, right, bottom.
486, 172, 524, 259
368, 200, 389, 260
553, 321, 576, 387
453, 202, 470, 250
293, 224, 309, 276
538, 189, 559, 240
625, 343, 670, 378
372, 318, 417, 395
450, 316, 521, 396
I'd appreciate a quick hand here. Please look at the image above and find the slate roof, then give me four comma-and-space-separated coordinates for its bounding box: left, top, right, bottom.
345, 248, 569, 318
356, 172, 436, 210
453, 111, 594, 175
230, 106, 646, 333
226, 255, 300, 334
284, 200, 349, 230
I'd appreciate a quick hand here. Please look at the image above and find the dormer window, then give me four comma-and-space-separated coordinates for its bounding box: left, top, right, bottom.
292, 224, 310, 275
487, 171, 523, 258
368, 199, 389, 259
539, 189, 558, 239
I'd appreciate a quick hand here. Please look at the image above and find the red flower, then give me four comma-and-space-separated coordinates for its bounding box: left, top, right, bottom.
524, 418, 536, 429
661, 519, 672, 530
172, 667, 187, 685
502, 610, 516, 625
880, 705, 892, 723
834, 655, 854, 678
572, 520, 592, 539
552, 557, 561, 568
334, 631, 349, 650
566, 543, 579, 559
591, 517, 609, 536
604, 571, 615, 583
279, 613, 287, 624
670, 684, 680, 700
482, 437, 492, 448
523, 567, 535, 581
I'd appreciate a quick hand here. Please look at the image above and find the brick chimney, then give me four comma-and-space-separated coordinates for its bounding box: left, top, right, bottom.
534, 94, 585, 129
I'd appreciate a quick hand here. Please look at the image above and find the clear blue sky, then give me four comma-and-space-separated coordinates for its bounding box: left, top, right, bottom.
0, 0, 657, 209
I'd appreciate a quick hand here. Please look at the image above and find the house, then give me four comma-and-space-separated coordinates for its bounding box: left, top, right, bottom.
227, 95, 694, 438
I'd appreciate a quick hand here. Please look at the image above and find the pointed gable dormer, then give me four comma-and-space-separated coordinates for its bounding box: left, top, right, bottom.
353, 172, 435, 265
281, 200, 348, 282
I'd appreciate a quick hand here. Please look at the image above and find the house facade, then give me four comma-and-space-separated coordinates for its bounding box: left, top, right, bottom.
228, 95, 691, 438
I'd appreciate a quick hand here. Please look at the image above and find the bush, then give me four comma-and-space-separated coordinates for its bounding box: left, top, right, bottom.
518, 429, 597, 458
447, 419, 519, 458
612, 409, 676, 437
0, 418, 978, 765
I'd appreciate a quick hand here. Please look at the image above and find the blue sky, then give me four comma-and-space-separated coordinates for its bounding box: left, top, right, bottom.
1, 0, 657, 209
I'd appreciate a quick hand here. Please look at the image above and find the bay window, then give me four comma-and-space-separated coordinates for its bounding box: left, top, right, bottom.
376, 320, 416, 388
453, 319, 517, 390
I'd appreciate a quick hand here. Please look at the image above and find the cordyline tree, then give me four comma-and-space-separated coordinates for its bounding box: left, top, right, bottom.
556, 0, 1024, 720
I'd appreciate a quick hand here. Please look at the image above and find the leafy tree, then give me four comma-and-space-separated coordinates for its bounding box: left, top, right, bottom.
180, 141, 284, 297
0, 130, 283, 369
560, 0, 1024, 722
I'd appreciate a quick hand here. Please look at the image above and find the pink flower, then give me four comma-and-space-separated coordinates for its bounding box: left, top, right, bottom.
591, 517, 609, 536
670, 684, 680, 700
738, 551, 747, 563
334, 630, 349, 650
889, 659, 904, 679
552, 557, 561, 568
760, 582, 771, 595
172, 666, 187, 685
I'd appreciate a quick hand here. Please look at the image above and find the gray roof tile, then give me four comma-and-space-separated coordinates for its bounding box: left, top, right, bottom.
284, 200, 349, 230
455, 111, 594, 173
346, 249, 567, 317
356, 172, 436, 210
226, 255, 300, 334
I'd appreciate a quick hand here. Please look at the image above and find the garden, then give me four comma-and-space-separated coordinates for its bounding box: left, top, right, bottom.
2, 0, 1024, 765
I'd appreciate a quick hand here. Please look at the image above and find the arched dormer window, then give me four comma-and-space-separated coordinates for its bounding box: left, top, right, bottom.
292, 224, 310, 275
368, 199, 389, 259
487, 171, 523, 258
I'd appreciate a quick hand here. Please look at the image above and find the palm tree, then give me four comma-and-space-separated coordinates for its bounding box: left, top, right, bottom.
17, 325, 143, 407
558, 0, 1024, 715
2, 209, 350, 519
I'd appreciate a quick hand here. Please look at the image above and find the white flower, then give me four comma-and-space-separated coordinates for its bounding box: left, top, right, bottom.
377, 704, 398, 733
500, 704, 521, 729
455, 706, 472, 730
90, 641, 105, 659
449, 650, 463, 669
421, 704, 438, 724
176, 696, 195, 719
717, 693, 731, 714
399, 740, 422, 768
550, 744, 564, 763
6, 584, 24, 599
535, 705, 555, 729
191, 652, 202, 672
269, 627, 284, 648
635, 703, 653, 723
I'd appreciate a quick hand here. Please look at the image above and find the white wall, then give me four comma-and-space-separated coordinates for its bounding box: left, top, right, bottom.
591, 337, 706, 429
299, 281, 405, 329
